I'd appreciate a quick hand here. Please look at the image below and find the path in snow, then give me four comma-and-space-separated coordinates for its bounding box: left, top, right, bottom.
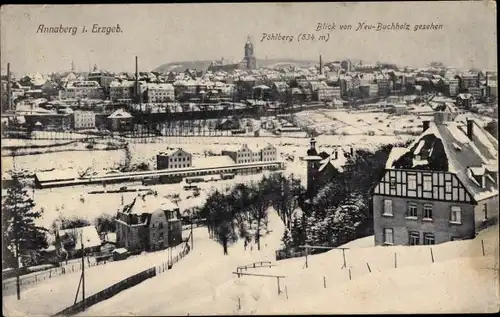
78, 210, 286, 316
2, 231, 195, 317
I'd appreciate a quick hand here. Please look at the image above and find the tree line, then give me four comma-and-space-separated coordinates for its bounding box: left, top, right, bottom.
283, 143, 408, 252
199, 173, 305, 255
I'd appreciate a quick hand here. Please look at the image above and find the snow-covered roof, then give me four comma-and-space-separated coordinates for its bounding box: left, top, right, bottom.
35, 169, 80, 183
386, 118, 498, 201
108, 109, 132, 119
59, 225, 101, 250
124, 194, 179, 215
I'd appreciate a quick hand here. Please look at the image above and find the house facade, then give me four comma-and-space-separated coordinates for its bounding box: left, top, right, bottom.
73, 111, 96, 130
115, 195, 183, 252
372, 111, 498, 246
222, 143, 277, 164
156, 148, 193, 170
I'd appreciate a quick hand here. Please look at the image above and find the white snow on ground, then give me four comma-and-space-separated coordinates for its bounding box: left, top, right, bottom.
77, 210, 286, 316
2, 230, 194, 317
76, 221, 498, 316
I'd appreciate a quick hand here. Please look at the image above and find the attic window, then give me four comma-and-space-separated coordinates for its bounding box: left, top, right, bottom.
452, 143, 462, 151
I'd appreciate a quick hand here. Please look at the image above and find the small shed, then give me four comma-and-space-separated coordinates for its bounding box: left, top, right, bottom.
112, 248, 130, 261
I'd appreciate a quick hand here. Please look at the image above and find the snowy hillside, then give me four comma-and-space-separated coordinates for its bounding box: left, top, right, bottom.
78, 212, 498, 315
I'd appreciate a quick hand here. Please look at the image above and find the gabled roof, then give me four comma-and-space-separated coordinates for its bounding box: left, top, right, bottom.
386, 118, 498, 201
123, 194, 179, 215
159, 148, 192, 157
59, 225, 101, 250
108, 109, 132, 119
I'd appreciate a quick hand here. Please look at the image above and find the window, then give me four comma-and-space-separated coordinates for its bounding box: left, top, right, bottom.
445, 181, 452, 193
407, 203, 418, 218
384, 228, 394, 245
390, 177, 396, 190
450, 206, 462, 224
159, 222, 163, 229
383, 200, 393, 216
423, 204, 433, 220
409, 231, 420, 245
483, 204, 488, 220
423, 233, 435, 245
423, 175, 432, 191
408, 174, 417, 190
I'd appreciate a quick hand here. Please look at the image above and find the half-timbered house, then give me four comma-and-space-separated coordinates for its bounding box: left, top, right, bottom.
373, 111, 498, 246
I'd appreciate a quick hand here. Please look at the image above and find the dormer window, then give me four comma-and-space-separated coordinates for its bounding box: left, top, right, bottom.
467, 166, 487, 188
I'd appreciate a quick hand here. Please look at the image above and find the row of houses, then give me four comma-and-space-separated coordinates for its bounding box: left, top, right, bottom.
7, 108, 133, 131
156, 144, 278, 171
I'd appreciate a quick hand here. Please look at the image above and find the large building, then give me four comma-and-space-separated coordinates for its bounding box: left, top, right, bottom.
87, 65, 115, 95
317, 83, 341, 101
448, 79, 460, 97
109, 80, 135, 102
207, 36, 257, 72
221, 143, 277, 164
144, 83, 175, 103
157, 148, 193, 170
73, 111, 96, 130
115, 194, 182, 252
372, 110, 498, 246
59, 80, 104, 100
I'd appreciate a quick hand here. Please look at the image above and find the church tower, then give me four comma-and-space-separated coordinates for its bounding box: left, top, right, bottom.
304, 138, 322, 197
244, 36, 257, 70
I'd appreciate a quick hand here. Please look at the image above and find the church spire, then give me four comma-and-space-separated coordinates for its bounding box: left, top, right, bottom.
71, 61, 75, 73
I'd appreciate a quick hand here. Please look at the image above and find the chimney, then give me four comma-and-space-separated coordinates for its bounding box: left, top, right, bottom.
7, 63, 11, 111
349, 147, 354, 156
319, 55, 323, 75
466, 119, 474, 140
310, 138, 317, 150
423, 120, 430, 132
135, 56, 139, 103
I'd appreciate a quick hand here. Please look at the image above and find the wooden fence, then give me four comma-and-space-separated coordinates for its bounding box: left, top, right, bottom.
52, 267, 156, 317
51, 233, 193, 316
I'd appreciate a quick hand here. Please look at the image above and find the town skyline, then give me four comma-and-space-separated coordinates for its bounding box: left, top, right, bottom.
1, 2, 497, 75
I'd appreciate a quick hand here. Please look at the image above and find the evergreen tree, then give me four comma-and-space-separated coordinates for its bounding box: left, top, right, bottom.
2, 176, 48, 299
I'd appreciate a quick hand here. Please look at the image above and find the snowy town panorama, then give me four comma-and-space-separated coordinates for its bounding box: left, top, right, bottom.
1, 3, 499, 315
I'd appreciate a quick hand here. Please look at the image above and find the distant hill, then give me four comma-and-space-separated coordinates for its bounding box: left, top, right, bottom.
153, 58, 318, 73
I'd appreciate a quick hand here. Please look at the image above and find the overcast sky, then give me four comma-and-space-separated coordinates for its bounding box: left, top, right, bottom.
0, 2, 496, 75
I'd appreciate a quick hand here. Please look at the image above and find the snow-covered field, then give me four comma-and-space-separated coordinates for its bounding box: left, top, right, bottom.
2, 133, 414, 229
294, 109, 495, 136
30, 172, 275, 229
2, 230, 194, 317
77, 218, 499, 316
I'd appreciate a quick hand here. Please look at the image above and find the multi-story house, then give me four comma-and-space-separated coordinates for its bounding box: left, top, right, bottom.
260, 144, 278, 162
317, 83, 341, 101
144, 83, 175, 103
109, 80, 135, 102
73, 111, 96, 130
376, 74, 393, 96
156, 148, 193, 170
115, 195, 182, 252
468, 86, 483, 99
222, 144, 258, 164
87, 67, 115, 96
59, 81, 104, 100
372, 110, 498, 246
459, 73, 479, 90
448, 79, 460, 97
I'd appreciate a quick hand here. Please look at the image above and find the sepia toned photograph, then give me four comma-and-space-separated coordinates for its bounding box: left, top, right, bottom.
1, 2, 498, 316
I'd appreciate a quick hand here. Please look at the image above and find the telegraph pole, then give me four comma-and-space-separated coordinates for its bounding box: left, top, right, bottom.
191, 211, 194, 250
81, 233, 85, 307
